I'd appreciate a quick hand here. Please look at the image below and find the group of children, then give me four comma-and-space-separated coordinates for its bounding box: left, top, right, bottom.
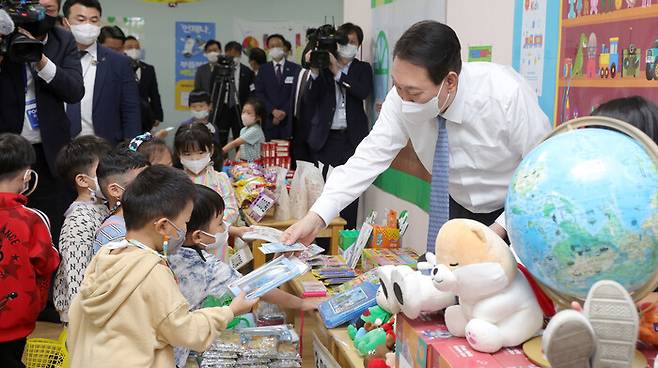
0, 90, 305, 368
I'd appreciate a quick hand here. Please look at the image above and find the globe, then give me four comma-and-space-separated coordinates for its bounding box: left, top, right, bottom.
506, 117, 658, 303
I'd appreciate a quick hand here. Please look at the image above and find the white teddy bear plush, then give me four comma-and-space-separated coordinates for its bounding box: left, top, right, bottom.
432, 219, 544, 353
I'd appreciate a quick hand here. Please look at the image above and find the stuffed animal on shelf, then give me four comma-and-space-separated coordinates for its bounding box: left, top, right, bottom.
389, 254, 456, 319
376, 265, 401, 314
431, 219, 544, 353
347, 305, 392, 342
639, 301, 658, 346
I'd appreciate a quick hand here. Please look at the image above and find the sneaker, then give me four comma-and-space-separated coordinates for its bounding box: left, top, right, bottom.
543, 309, 596, 368
584, 280, 639, 368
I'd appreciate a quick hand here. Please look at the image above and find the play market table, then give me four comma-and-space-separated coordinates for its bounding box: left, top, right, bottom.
284, 272, 365, 368
246, 217, 347, 268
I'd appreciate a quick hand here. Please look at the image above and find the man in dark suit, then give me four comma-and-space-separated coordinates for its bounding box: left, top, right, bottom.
0, 0, 84, 242
63, 0, 141, 145
305, 23, 373, 228
215, 41, 255, 147
255, 34, 301, 141
193, 39, 222, 95
124, 36, 164, 132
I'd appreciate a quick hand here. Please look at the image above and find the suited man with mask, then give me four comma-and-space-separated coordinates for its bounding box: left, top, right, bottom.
124, 36, 163, 132
0, 0, 85, 241
62, 0, 141, 145
255, 34, 301, 140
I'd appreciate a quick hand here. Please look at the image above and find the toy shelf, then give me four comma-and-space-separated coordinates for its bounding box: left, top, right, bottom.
558, 78, 658, 88
562, 5, 658, 28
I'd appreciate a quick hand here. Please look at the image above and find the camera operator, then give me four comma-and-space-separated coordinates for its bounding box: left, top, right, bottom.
218, 41, 254, 148
0, 0, 85, 243
304, 22, 372, 229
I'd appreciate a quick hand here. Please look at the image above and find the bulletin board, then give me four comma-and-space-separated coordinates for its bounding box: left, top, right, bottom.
555, 0, 658, 124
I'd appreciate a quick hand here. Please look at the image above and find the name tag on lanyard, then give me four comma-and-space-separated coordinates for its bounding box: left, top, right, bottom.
24, 65, 39, 130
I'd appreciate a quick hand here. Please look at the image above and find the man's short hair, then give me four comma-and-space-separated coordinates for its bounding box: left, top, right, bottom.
283, 40, 292, 51
266, 34, 285, 47
63, 0, 102, 18
0, 134, 35, 181
123, 166, 197, 231
225, 41, 242, 54
125, 35, 138, 42
204, 40, 222, 52
393, 21, 462, 84
99, 25, 126, 44
248, 47, 266, 65
55, 135, 112, 186
338, 22, 364, 46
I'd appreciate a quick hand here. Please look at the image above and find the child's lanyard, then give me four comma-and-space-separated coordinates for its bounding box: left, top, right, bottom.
125, 239, 177, 280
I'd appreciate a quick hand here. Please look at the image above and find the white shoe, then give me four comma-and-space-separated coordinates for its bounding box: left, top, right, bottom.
543, 309, 596, 368
584, 280, 639, 368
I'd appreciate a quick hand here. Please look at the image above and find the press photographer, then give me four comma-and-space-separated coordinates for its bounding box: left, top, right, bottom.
303, 22, 372, 229
0, 0, 84, 242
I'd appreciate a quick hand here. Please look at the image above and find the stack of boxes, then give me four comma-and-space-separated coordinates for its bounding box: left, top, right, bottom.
261, 140, 291, 170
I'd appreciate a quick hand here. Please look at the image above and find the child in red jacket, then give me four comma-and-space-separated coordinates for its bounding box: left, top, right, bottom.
0, 134, 60, 368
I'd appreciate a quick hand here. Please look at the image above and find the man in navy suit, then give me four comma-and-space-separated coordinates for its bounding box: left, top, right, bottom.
0, 0, 84, 242
63, 0, 141, 146
255, 34, 301, 141
304, 23, 373, 228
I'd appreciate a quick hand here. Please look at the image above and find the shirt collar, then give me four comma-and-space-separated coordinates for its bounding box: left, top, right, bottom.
273, 59, 285, 68
440, 74, 465, 125
83, 42, 98, 60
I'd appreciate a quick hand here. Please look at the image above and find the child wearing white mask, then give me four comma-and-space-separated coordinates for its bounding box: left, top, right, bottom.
222, 98, 266, 161
52, 135, 112, 323
174, 123, 240, 231
168, 185, 319, 368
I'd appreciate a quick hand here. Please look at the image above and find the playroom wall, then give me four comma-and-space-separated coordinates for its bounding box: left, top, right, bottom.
100, 0, 343, 127
345, 0, 516, 254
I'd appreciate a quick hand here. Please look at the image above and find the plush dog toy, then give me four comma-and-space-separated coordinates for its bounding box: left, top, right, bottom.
390, 253, 456, 319
432, 219, 543, 353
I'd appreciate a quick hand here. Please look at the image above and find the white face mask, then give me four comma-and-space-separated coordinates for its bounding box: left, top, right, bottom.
241, 113, 257, 127
70, 23, 101, 46
338, 43, 359, 60
205, 51, 220, 63
400, 77, 452, 122
21, 169, 38, 196
269, 47, 285, 61
85, 175, 105, 201
190, 109, 209, 120
200, 223, 230, 261
125, 48, 141, 61
180, 153, 211, 175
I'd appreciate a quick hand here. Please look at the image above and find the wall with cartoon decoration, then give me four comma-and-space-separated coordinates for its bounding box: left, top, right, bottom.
556, 0, 658, 123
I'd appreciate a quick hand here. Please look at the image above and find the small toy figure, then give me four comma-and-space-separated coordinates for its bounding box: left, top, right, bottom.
573, 33, 587, 77
568, 0, 577, 18
577, 0, 584, 15
646, 40, 658, 80
642, 0, 652, 7
638, 301, 658, 346
626, 0, 637, 7
591, 0, 599, 13
586, 33, 598, 78
616, 0, 624, 9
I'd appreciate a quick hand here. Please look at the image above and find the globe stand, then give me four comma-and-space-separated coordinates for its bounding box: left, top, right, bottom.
522, 336, 648, 368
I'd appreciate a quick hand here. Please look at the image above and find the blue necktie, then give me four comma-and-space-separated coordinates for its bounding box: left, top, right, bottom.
67, 102, 82, 137
427, 116, 450, 252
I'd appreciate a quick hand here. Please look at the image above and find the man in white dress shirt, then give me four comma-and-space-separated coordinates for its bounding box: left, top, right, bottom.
283, 21, 551, 249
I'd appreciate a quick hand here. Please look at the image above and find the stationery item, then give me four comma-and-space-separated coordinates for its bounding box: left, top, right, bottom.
339, 229, 359, 251
323, 277, 357, 286
242, 225, 284, 243
344, 222, 373, 269
254, 302, 286, 326
230, 245, 253, 270
244, 189, 277, 223
307, 255, 348, 268
258, 242, 307, 255
300, 280, 327, 297
370, 225, 401, 249
334, 268, 381, 294
229, 256, 309, 299
319, 282, 379, 328
299, 243, 324, 260
398, 210, 410, 237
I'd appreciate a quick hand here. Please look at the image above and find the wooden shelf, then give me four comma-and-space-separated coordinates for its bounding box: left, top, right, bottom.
562, 5, 658, 27
558, 77, 658, 88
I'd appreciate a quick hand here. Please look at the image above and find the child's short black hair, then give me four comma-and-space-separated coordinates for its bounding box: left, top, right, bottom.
188, 184, 225, 233
97, 148, 150, 197
188, 90, 211, 106
123, 166, 197, 231
591, 96, 658, 145
244, 97, 266, 125
0, 134, 36, 181
174, 123, 214, 156
55, 135, 112, 186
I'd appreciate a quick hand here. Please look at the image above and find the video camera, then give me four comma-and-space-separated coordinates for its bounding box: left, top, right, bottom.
0, 0, 46, 63
304, 24, 348, 69
214, 54, 236, 78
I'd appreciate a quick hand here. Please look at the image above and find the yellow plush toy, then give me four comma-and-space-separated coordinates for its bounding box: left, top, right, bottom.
432, 219, 543, 353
